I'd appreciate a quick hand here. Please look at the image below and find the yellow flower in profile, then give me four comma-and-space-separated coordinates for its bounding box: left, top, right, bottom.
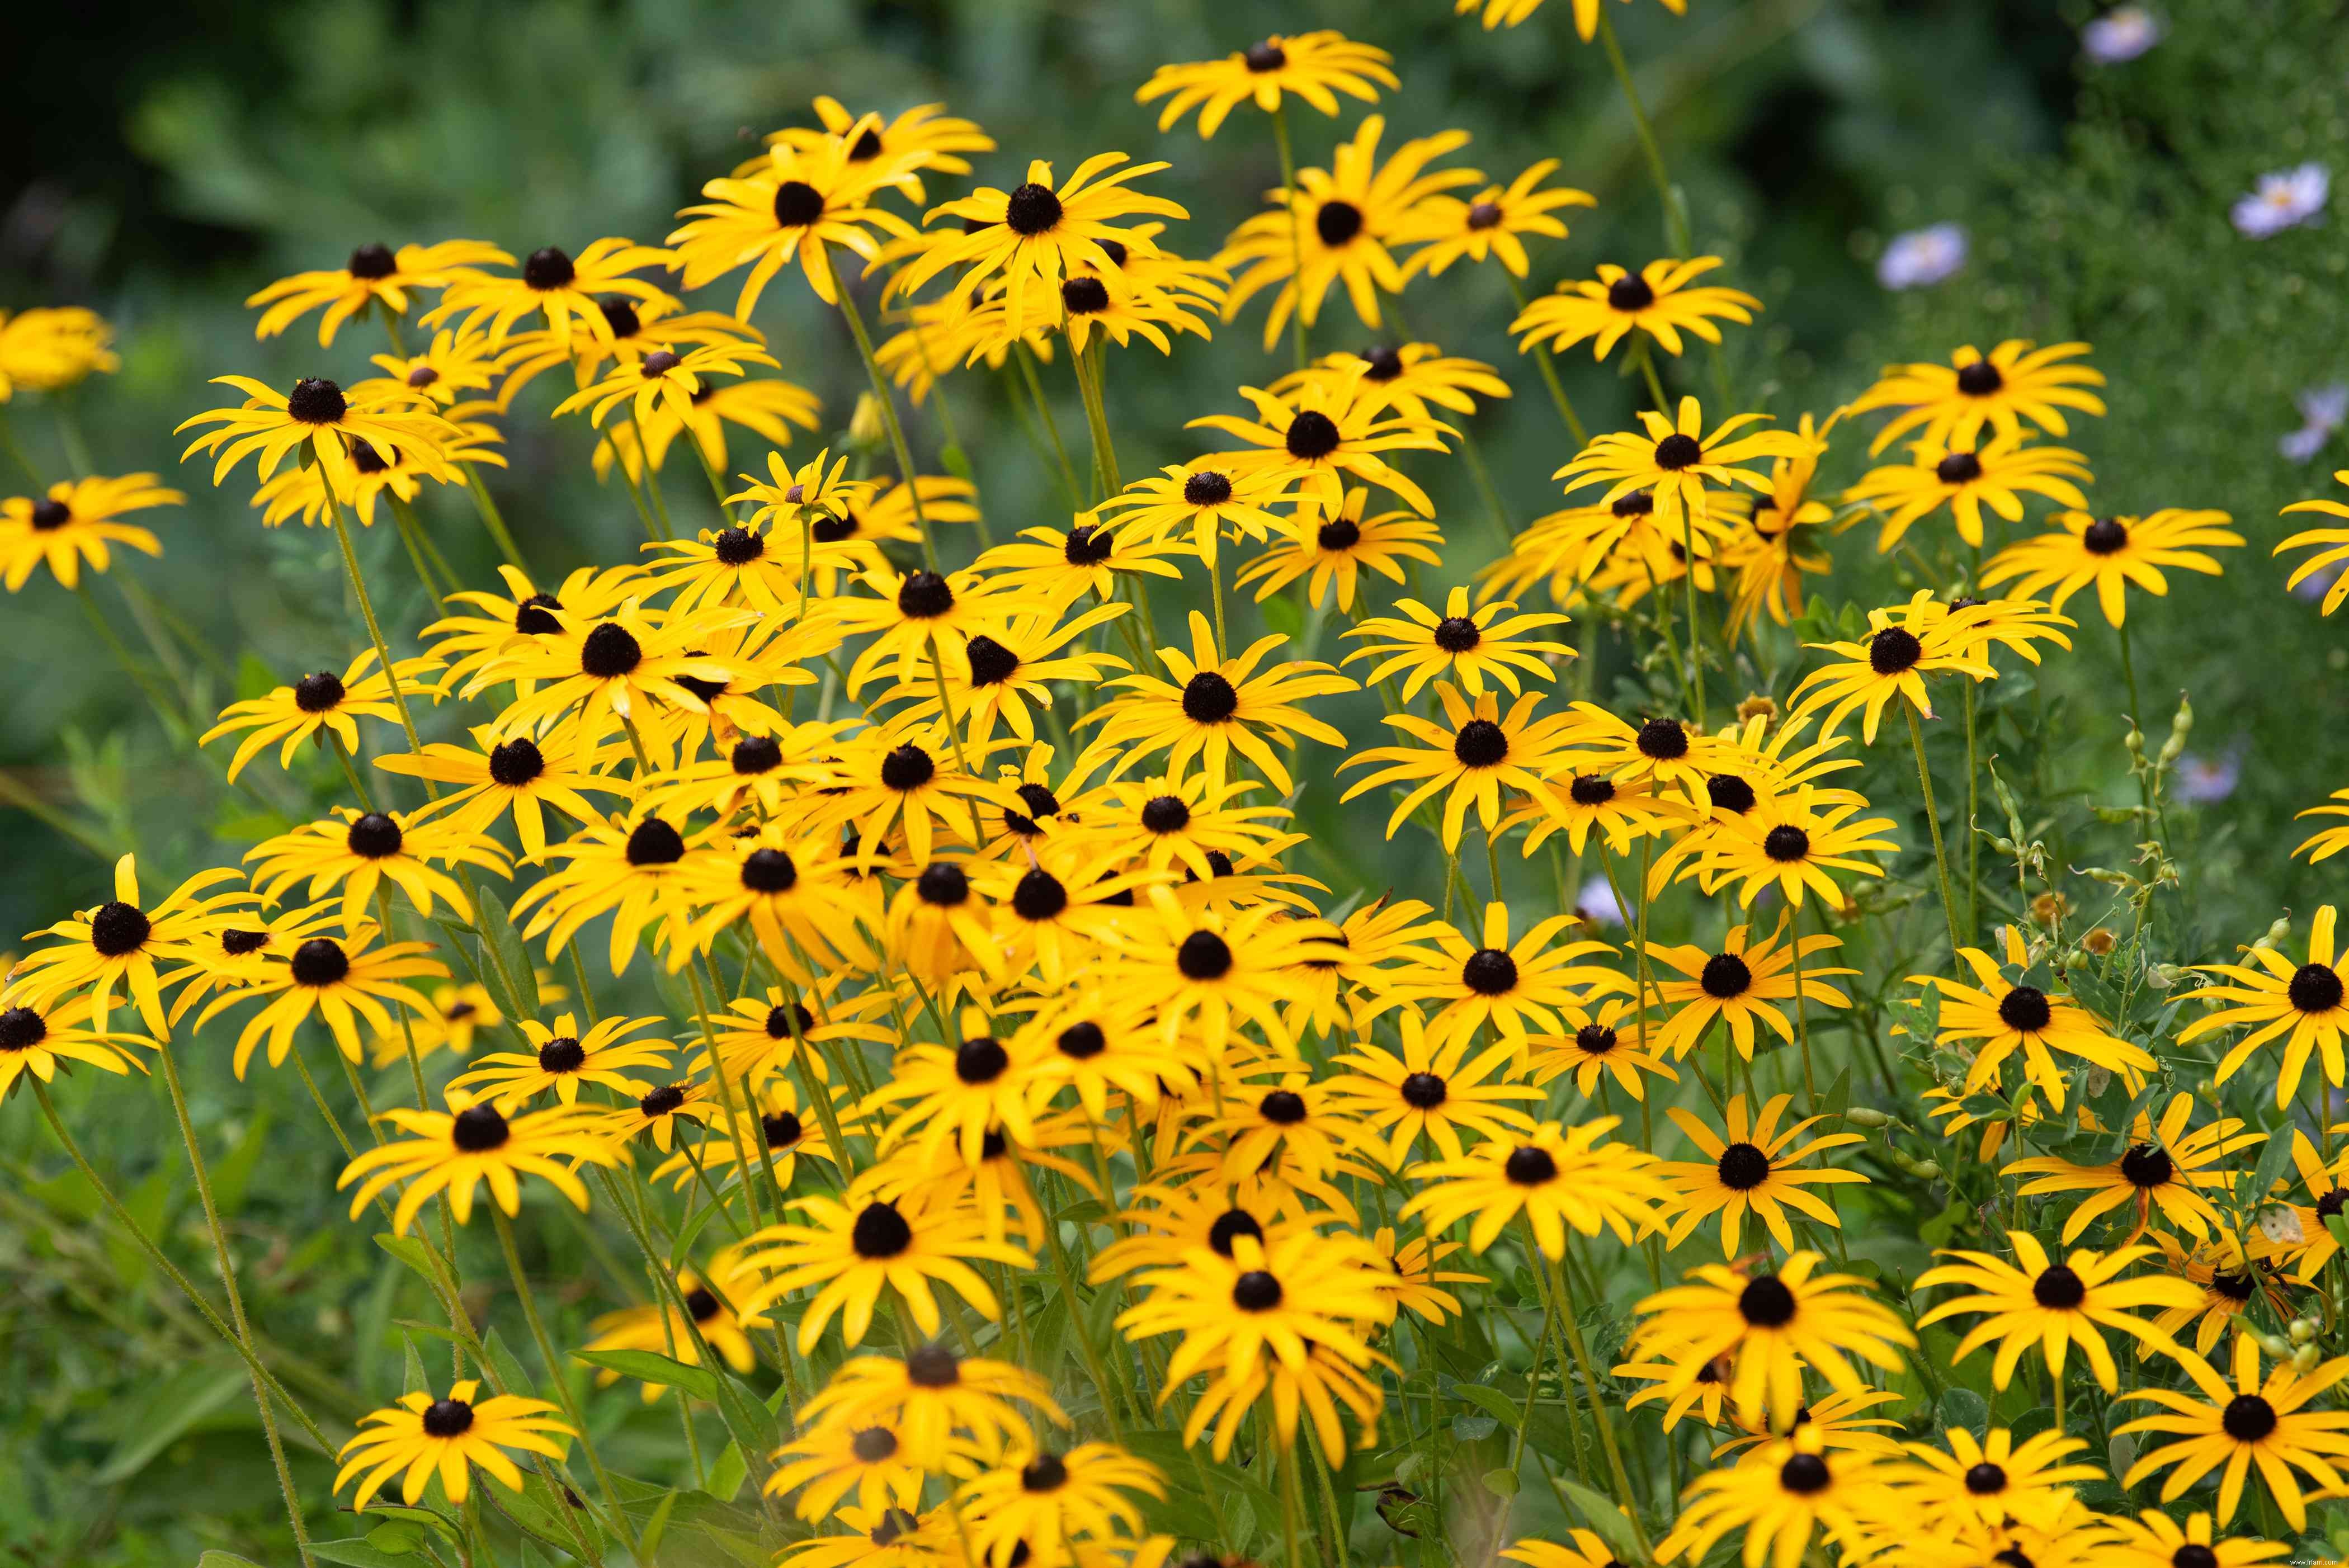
249, 417, 506, 530
550, 338, 778, 429
578, 1248, 768, 1404
1555, 395, 1803, 538
0, 991, 152, 1098
1456, 0, 1686, 40
1136, 32, 1397, 138
194, 923, 449, 1078
1399, 160, 1595, 278
1982, 508, 2243, 626
757, 95, 995, 201
200, 649, 444, 783
2294, 786, 2349, 865
1849, 338, 2107, 454
1512, 258, 1757, 361
1789, 591, 2067, 744
1844, 431, 2093, 552
2279, 468, 2349, 615
0, 305, 119, 397
246, 239, 508, 345
1217, 115, 1477, 350
0, 474, 177, 592
177, 375, 461, 497
334, 1379, 573, 1511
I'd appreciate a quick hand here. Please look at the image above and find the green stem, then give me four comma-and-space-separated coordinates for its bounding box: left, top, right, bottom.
826, 251, 937, 570
1596, 7, 1693, 256
1963, 677, 1980, 941
1270, 106, 1311, 374
1010, 347, 1084, 509
1904, 703, 1965, 958
683, 960, 772, 1232
1554, 1245, 1653, 1557
489, 1207, 633, 1550
1505, 275, 1588, 446
327, 499, 424, 755
1072, 338, 1123, 501
75, 579, 190, 738
460, 464, 529, 574
0, 767, 112, 858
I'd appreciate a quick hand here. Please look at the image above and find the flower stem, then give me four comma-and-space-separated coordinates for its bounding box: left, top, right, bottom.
1596, 7, 1692, 256
825, 251, 938, 570
460, 464, 529, 574
683, 959, 773, 1232
1270, 105, 1311, 374
1904, 703, 1966, 957
1504, 275, 1588, 446
1962, 677, 1981, 938
1554, 1244, 1653, 1557
1072, 339, 1124, 500
489, 1206, 633, 1549
327, 498, 425, 755
1009, 347, 1084, 509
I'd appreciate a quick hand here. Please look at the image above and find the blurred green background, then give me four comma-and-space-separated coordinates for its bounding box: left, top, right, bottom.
2, 1, 2345, 1561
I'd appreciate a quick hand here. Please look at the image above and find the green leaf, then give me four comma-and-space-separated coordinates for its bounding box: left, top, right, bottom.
200, 1553, 269, 1568
207, 1107, 274, 1217
1938, 1386, 1989, 1439
1822, 1064, 1853, 1121
1554, 1474, 1643, 1560
365, 1520, 424, 1555
1455, 1385, 1524, 1430
635, 1487, 682, 1566
310, 1539, 426, 1568
1261, 592, 1303, 641
93, 1364, 248, 1482
480, 1326, 537, 1401
574, 1348, 719, 1402
939, 443, 974, 482
711, 1370, 779, 1471
469, 884, 540, 1022
374, 1232, 440, 1284
706, 1438, 749, 1503
1480, 1466, 1520, 1498
2242, 1121, 2300, 1208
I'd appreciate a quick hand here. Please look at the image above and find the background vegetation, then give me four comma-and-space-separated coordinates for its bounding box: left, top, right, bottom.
2, 2, 2344, 1563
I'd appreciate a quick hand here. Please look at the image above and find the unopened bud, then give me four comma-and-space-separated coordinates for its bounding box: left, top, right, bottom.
2261, 1334, 2292, 1358
2253, 915, 2294, 952
1843, 1107, 1893, 1128
1908, 1160, 1942, 1182
2145, 964, 2187, 990
2291, 1317, 2319, 1344
2295, 1343, 2323, 1374
849, 392, 886, 450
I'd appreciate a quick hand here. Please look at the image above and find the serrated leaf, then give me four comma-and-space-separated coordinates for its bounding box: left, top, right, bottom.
574, 1348, 719, 1402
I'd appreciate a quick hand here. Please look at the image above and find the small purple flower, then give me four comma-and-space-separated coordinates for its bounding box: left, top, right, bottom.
1574, 876, 1624, 929
2232, 163, 2329, 239
2282, 424, 2331, 462
1876, 223, 1968, 290
2295, 559, 2348, 602
2082, 6, 2163, 64
2172, 748, 2242, 806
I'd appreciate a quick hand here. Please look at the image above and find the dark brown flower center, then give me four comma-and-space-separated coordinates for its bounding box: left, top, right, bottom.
1182, 671, 1240, 724
1314, 200, 1364, 248
1463, 948, 1518, 995
1997, 986, 2054, 1033
1701, 952, 1753, 998
1869, 626, 1923, 675
1653, 433, 1703, 470
1716, 1141, 1771, 1190
852, 1201, 914, 1259
1454, 719, 1509, 768
1004, 183, 1064, 236
1738, 1274, 1796, 1326
772, 180, 825, 228
1955, 360, 2003, 396
2082, 517, 2129, 555
1607, 275, 1657, 312
286, 377, 347, 424
2032, 1264, 2086, 1308
1286, 409, 1342, 460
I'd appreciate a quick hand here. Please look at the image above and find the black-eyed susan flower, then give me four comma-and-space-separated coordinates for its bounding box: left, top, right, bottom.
879, 603, 1131, 750
956, 1442, 1164, 1568
1339, 683, 1582, 849
1850, 339, 2107, 454
1456, 0, 1687, 37
866, 1009, 1051, 1167
964, 264, 1215, 360
1076, 611, 1355, 796
1643, 918, 1853, 1061
2150, 1232, 2295, 1356
657, 1076, 868, 1194
799, 1347, 1063, 1473
1512, 258, 1757, 362
338, 1096, 620, 1235
448, 1012, 672, 1109
596, 1077, 724, 1154
2116, 1333, 2349, 1529
247, 239, 507, 346
1502, 766, 1688, 858
1136, 32, 1397, 138
974, 516, 1188, 610
775, 1504, 934, 1568
247, 415, 507, 530
739, 1188, 1034, 1353
247, 807, 506, 933
760, 95, 993, 199
969, 844, 1157, 991
376, 725, 622, 862
1789, 591, 2069, 743
681, 825, 878, 979
674, 135, 925, 317
821, 726, 1019, 873
1116, 1227, 1385, 1386
2006, 1092, 2261, 1244
578, 1246, 767, 1402
1525, 1000, 1678, 1101
1216, 116, 1475, 349
1281, 342, 1513, 423
0, 474, 177, 592
0, 990, 151, 1099
1327, 1012, 1541, 1165
1184, 1342, 1392, 1463
1985, 508, 2244, 626
1015, 994, 1195, 1125
1910, 928, 2155, 1111
1369, 1225, 1483, 1325
550, 338, 778, 431
195, 924, 447, 1078
1096, 461, 1293, 568
334, 1378, 573, 1511
1342, 588, 1573, 700
1657, 1092, 1868, 1255
1399, 901, 1626, 1052
1188, 1070, 1374, 1188
1190, 369, 1450, 517
1712, 1387, 1907, 1460
2178, 905, 2349, 1107
767, 1417, 928, 1524
831, 564, 1017, 696
1686, 788, 1898, 913
904, 154, 1188, 322
510, 811, 711, 975
1632, 1253, 1913, 1430
198, 649, 442, 783
479, 598, 749, 745
1093, 885, 1341, 1059
1556, 395, 1803, 537
1655, 1432, 1894, 1568
177, 375, 460, 496
1070, 772, 1297, 881
2100, 1511, 2291, 1568
1845, 431, 2093, 553
1234, 487, 1443, 612
422, 560, 644, 692
1913, 1232, 2203, 1391
0, 306, 116, 396
11, 854, 249, 1036
426, 237, 675, 350
1402, 1118, 1671, 1255
1398, 161, 1595, 278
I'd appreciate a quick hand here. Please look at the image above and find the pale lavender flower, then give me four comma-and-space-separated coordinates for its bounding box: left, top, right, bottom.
2279, 384, 2346, 461
2233, 164, 2329, 239
2282, 425, 2331, 462
2082, 7, 2163, 64
2294, 559, 2348, 602
2172, 748, 2242, 806
1877, 223, 1968, 290
1574, 876, 1624, 929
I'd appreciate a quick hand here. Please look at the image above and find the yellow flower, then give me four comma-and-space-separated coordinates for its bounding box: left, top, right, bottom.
1849, 338, 2107, 454
1456, 0, 1687, 41
246, 239, 507, 345
0, 305, 119, 396
334, 1379, 572, 1511
1398, 160, 1595, 278
901, 154, 1188, 323
2278, 467, 2349, 615
671, 129, 919, 315
1555, 395, 1803, 540
423, 237, 676, 351
1512, 258, 1757, 360
338, 1097, 621, 1235
1844, 431, 2093, 552
1982, 508, 2243, 626
0, 474, 177, 591
1136, 33, 1397, 138
177, 375, 461, 497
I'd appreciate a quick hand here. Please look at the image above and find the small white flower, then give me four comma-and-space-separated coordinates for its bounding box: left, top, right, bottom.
2082, 6, 2163, 64
2232, 163, 2329, 239
1574, 875, 1624, 929
1876, 223, 1968, 290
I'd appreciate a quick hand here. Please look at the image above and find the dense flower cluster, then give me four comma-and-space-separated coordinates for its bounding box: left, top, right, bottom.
9, 8, 2349, 1568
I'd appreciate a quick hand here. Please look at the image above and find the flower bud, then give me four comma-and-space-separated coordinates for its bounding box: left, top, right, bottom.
2291, 1317, 2318, 1344
1843, 1107, 1893, 1128
849, 392, 886, 450
2295, 1343, 2323, 1374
